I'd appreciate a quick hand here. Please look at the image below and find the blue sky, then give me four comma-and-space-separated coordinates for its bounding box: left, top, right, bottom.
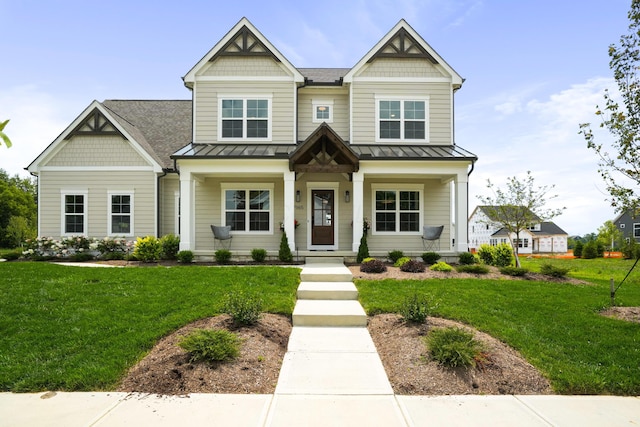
0, 0, 631, 236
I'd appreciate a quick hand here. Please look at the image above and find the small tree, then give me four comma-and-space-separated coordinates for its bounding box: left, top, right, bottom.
597, 220, 623, 256
477, 171, 565, 267
356, 234, 369, 263
278, 231, 293, 262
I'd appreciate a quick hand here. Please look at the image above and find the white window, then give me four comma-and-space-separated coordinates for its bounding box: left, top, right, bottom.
61, 192, 87, 235
218, 96, 272, 140
222, 184, 273, 233
372, 185, 423, 234
108, 192, 133, 236
515, 238, 529, 248
376, 97, 428, 142
312, 99, 333, 123
634, 223, 640, 238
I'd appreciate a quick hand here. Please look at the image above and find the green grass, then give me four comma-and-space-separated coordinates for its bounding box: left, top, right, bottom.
356, 257, 640, 395
0, 262, 299, 392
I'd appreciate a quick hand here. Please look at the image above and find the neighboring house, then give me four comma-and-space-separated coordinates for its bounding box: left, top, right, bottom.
613, 211, 640, 243
28, 18, 477, 259
468, 206, 568, 254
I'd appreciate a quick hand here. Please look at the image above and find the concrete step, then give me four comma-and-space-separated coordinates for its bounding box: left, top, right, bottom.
304, 256, 344, 264
292, 300, 367, 327
300, 263, 353, 282
297, 282, 358, 300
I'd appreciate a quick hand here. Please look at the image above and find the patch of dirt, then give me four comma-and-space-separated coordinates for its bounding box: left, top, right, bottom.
600, 306, 640, 323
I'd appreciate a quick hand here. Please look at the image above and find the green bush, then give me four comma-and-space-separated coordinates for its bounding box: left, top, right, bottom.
425, 327, 484, 368
394, 256, 411, 267
400, 293, 430, 323
177, 250, 194, 264
160, 234, 180, 260
133, 236, 162, 262
400, 259, 426, 273
421, 252, 441, 264
621, 239, 640, 259
215, 249, 232, 264
500, 266, 528, 276
361, 257, 375, 263
278, 232, 293, 262
388, 250, 404, 263
573, 241, 584, 258
540, 263, 570, 278
251, 248, 267, 263
2, 251, 21, 261
458, 252, 476, 265
430, 261, 452, 272
360, 259, 387, 273
456, 264, 489, 274
178, 329, 241, 363
4, 216, 36, 249
356, 235, 369, 263
494, 243, 515, 267
223, 291, 263, 326
581, 241, 599, 259
70, 252, 94, 262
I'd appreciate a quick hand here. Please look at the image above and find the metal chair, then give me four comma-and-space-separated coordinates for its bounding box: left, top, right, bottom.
211, 225, 232, 250
422, 225, 444, 251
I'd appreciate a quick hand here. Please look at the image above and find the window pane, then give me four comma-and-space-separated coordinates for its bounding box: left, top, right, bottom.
247, 99, 268, 118
316, 106, 330, 119
375, 191, 396, 210
112, 216, 130, 233
249, 212, 270, 231
222, 99, 243, 118
404, 101, 425, 120
222, 120, 243, 138
225, 190, 245, 210
66, 215, 83, 233
226, 212, 246, 231
379, 101, 400, 119
399, 191, 419, 210
404, 121, 425, 139
65, 195, 83, 213
249, 190, 269, 210
400, 212, 419, 232
247, 120, 268, 138
376, 212, 396, 232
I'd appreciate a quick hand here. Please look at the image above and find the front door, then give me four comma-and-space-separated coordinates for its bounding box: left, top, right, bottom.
311, 190, 334, 246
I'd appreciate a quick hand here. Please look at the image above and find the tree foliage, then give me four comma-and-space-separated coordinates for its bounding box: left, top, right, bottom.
580, 0, 640, 215
0, 169, 37, 247
477, 171, 565, 267
597, 220, 623, 255
0, 120, 11, 148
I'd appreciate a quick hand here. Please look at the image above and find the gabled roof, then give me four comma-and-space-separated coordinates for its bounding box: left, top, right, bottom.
289, 123, 359, 173
182, 17, 304, 87
492, 222, 568, 238
471, 205, 541, 223
343, 19, 463, 87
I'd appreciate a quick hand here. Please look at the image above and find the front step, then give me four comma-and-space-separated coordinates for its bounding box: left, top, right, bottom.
292, 300, 367, 327
300, 264, 353, 282
297, 282, 358, 300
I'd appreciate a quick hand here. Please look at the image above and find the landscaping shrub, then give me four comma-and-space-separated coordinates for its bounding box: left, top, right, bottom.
278, 232, 293, 262
361, 257, 375, 263
425, 327, 484, 368
177, 250, 194, 264
394, 256, 411, 268
360, 259, 387, 273
581, 241, 599, 259
456, 264, 489, 274
477, 244, 495, 265
160, 234, 180, 260
356, 235, 369, 263
251, 248, 267, 262
494, 243, 515, 267
400, 259, 426, 273
2, 251, 21, 261
621, 239, 640, 259
421, 252, 441, 264
388, 250, 404, 263
500, 266, 528, 276
540, 263, 569, 278
223, 291, 263, 325
400, 293, 430, 323
573, 241, 584, 258
458, 251, 476, 265
215, 249, 232, 264
69, 252, 94, 262
178, 329, 241, 364
96, 237, 133, 259
133, 236, 162, 262
430, 261, 452, 272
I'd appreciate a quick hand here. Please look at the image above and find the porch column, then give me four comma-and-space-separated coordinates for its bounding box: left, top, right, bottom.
455, 172, 469, 252
352, 171, 364, 252
283, 171, 296, 251
179, 171, 194, 251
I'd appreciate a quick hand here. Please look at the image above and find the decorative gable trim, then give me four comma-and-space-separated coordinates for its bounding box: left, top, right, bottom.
368, 27, 437, 64
211, 25, 280, 62
290, 123, 359, 173
64, 107, 124, 140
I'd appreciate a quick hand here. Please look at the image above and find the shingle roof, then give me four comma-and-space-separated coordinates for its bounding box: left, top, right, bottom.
102, 100, 192, 169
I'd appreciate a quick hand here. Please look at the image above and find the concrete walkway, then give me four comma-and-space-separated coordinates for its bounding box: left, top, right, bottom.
2, 258, 640, 426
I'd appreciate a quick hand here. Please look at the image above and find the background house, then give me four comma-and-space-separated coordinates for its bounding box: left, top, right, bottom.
613, 210, 640, 243
469, 206, 568, 254
28, 18, 477, 260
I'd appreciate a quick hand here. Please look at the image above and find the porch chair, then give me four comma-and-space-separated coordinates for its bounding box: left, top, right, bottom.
422, 225, 444, 251
211, 225, 232, 250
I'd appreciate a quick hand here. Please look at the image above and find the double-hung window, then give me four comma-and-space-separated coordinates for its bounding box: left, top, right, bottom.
62, 192, 87, 235
634, 223, 640, 239
219, 96, 271, 140
222, 184, 273, 233
377, 98, 428, 142
109, 192, 133, 236
372, 185, 422, 234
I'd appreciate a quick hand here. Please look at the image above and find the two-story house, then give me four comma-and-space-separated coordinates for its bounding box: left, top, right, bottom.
613, 210, 640, 243
27, 18, 477, 260
468, 206, 568, 254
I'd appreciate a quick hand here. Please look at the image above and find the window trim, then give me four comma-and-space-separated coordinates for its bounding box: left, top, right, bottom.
60, 190, 88, 236
217, 95, 273, 141
375, 96, 429, 143
634, 223, 640, 239
108, 191, 134, 237
371, 184, 423, 235
312, 99, 334, 123
220, 183, 274, 234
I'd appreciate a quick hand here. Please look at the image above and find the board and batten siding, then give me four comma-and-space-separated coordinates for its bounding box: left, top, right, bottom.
297, 89, 350, 141
46, 136, 149, 167
194, 80, 296, 144
38, 170, 157, 239
350, 82, 452, 145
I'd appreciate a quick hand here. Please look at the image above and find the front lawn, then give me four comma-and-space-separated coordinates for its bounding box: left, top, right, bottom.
356, 257, 640, 395
0, 262, 300, 391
